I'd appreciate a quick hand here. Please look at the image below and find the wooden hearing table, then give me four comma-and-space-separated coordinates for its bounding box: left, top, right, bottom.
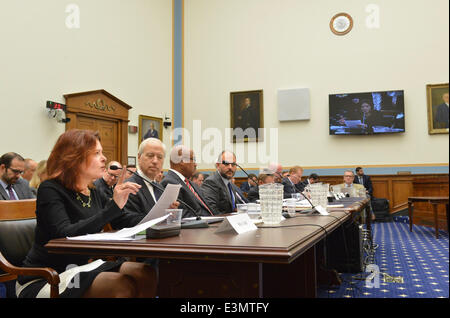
407, 196, 449, 239
46, 198, 369, 298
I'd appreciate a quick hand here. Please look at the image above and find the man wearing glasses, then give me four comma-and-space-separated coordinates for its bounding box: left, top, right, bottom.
201, 150, 248, 215
93, 161, 122, 198
0, 152, 35, 200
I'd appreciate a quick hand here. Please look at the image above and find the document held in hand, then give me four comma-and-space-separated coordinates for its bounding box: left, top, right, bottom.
137, 183, 181, 225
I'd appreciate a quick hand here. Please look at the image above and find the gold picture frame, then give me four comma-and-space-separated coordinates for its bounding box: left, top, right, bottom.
426, 83, 449, 134
139, 115, 163, 142
230, 89, 264, 142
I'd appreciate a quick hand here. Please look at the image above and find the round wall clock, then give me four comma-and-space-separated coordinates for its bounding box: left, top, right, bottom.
330, 13, 353, 35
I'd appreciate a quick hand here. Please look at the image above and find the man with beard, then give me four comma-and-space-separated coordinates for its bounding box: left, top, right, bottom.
0, 152, 35, 200
201, 151, 248, 214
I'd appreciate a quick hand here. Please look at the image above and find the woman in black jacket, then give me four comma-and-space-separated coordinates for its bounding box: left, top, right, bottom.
17, 129, 156, 298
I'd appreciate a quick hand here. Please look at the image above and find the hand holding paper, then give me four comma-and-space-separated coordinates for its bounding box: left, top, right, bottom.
138, 183, 181, 225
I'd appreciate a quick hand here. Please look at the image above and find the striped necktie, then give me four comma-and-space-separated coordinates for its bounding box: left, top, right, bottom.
185, 179, 213, 216
6, 185, 17, 200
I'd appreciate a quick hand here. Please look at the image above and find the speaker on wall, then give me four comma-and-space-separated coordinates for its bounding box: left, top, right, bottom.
277, 88, 310, 121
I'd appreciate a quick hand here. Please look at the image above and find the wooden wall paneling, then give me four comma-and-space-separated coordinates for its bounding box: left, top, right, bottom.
412, 176, 449, 230
391, 177, 414, 212
371, 178, 390, 201
234, 173, 448, 222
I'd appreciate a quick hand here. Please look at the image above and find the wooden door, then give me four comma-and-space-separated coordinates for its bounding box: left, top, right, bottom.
64, 90, 131, 165
76, 115, 119, 163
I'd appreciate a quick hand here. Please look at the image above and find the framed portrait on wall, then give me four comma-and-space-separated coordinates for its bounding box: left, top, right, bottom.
230, 89, 264, 142
139, 115, 163, 142
427, 83, 449, 134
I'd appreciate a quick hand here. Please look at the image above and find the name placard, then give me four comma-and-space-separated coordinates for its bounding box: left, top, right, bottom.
215, 214, 257, 235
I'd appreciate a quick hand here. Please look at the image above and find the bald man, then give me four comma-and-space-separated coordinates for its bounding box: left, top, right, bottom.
160, 145, 213, 218
93, 161, 122, 198
22, 158, 37, 182
201, 150, 248, 214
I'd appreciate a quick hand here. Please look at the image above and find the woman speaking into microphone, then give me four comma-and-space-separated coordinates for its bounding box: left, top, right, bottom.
17, 129, 157, 298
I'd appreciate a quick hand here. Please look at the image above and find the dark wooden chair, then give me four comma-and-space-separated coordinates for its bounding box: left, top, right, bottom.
0, 199, 60, 298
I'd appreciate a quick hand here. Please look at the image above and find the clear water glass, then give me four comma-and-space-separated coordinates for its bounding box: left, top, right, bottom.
259, 183, 284, 224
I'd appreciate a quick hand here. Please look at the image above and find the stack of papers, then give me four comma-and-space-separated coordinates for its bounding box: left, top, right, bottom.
67, 215, 169, 241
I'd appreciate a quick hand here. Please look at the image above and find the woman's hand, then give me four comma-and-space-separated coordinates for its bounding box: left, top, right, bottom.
113, 165, 141, 209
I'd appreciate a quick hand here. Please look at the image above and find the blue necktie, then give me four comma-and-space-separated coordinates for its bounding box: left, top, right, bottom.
6, 185, 16, 200
227, 182, 236, 210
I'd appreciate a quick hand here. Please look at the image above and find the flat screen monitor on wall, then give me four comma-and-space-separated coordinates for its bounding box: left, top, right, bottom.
329, 90, 405, 135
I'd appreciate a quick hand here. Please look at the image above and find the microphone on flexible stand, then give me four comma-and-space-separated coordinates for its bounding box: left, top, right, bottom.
109, 165, 209, 228
282, 187, 318, 218
225, 161, 258, 185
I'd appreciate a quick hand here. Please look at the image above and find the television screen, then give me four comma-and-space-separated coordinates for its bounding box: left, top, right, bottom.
329, 90, 405, 135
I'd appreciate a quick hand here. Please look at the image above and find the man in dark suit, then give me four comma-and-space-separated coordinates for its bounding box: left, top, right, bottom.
239, 173, 257, 194
143, 122, 159, 140
201, 151, 248, 215
433, 92, 449, 129
111, 138, 178, 229
281, 166, 304, 199
296, 173, 320, 193
353, 167, 373, 197
0, 152, 35, 200
93, 161, 122, 198
236, 97, 259, 133
160, 145, 213, 218
247, 174, 275, 203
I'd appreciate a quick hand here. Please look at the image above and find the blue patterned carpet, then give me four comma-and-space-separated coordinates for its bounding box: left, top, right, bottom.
318, 220, 449, 298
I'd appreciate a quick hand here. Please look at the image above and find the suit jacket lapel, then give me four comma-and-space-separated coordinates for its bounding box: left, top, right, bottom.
137, 176, 156, 208
217, 172, 232, 203
12, 183, 23, 199
0, 185, 9, 200
190, 181, 213, 211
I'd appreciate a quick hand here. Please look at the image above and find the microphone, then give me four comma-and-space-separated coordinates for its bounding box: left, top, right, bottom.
282, 193, 317, 218
110, 165, 209, 228
224, 161, 257, 184
300, 192, 316, 210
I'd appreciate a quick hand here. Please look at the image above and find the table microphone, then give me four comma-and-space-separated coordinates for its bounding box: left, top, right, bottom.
225, 161, 258, 185
109, 165, 209, 228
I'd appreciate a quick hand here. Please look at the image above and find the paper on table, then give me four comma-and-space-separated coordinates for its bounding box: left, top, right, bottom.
137, 183, 182, 225
67, 214, 169, 241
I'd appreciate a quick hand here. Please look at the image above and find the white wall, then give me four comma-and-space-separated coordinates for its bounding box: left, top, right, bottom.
184, 0, 449, 171
1, 0, 448, 173
0, 0, 172, 165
